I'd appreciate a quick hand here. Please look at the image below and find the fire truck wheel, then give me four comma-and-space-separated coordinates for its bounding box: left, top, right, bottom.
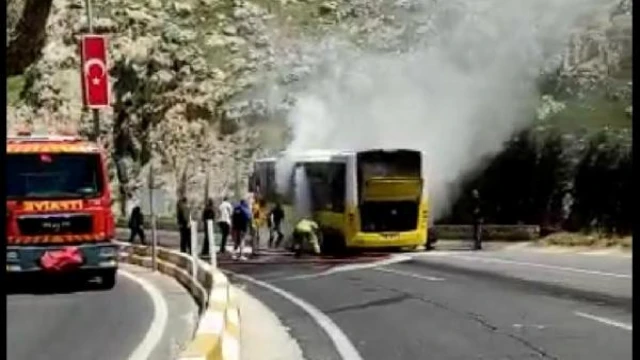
98, 270, 117, 290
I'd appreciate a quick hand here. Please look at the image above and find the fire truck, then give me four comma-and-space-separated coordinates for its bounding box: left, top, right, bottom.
6, 131, 119, 289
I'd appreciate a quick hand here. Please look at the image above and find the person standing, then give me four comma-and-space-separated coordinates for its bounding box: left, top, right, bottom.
231, 199, 252, 260
128, 206, 146, 245
250, 198, 265, 256
471, 189, 483, 250
217, 196, 233, 254
269, 202, 285, 248
177, 197, 191, 254
201, 198, 216, 257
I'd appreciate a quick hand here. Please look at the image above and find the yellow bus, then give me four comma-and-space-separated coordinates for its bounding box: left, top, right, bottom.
249, 149, 430, 253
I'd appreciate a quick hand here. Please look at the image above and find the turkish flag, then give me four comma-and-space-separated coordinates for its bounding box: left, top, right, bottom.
40, 247, 84, 272
80, 34, 111, 108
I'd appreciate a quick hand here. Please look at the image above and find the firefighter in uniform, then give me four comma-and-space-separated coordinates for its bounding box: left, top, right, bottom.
251, 198, 266, 256
471, 189, 483, 250
291, 218, 322, 257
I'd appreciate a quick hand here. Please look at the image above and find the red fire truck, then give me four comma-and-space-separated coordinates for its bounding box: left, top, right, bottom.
6, 131, 119, 288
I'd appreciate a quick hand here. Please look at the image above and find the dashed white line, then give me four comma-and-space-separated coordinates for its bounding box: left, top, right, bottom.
232, 272, 364, 360
574, 311, 632, 331
374, 267, 445, 281
439, 254, 631, 279
120, 269, 169, 360
574, 311, 633, 331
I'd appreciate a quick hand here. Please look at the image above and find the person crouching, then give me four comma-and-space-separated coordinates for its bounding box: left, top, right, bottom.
292, 218, 322, 257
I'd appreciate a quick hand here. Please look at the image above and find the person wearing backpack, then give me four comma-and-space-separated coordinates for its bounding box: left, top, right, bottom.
231, 199, 252, 260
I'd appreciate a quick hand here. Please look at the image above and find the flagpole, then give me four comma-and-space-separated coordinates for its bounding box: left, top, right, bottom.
84, 0, 100, 142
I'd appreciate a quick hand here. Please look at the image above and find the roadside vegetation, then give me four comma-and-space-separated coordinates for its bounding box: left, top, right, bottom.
538, 232, 632, 250
443, 122, 632, 248
7, 75, 25, 106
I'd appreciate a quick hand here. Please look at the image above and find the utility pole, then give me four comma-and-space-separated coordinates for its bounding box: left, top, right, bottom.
234, 154, 240, 201
149, 159, 158, 271
84, 0, 100, 142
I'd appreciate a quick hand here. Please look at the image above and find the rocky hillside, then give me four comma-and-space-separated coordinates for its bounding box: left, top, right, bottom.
6, 0, 632, 216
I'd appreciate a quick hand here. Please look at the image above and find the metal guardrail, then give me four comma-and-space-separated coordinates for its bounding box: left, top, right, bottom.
117, 218, 541, 241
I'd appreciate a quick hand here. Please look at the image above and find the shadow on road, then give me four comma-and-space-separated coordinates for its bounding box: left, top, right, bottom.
7, 273, 110, 295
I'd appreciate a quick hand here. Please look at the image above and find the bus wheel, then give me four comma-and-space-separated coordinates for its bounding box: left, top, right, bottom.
98, 270, 117, 290
320, 232, 345, 256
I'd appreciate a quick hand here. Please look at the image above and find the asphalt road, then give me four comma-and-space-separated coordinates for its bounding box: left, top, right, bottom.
7, 264, 198, 360
224, 253, 632, 360
411, 244, 632, 308
118, 227, 631, 305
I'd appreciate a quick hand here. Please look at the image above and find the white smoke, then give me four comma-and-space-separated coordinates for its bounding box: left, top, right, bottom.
293, 166, 312, 220
263, 0, 609, 220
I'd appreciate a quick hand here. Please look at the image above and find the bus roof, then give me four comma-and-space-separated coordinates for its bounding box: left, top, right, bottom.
255, 148, 422, 163
255, 149, 352, 163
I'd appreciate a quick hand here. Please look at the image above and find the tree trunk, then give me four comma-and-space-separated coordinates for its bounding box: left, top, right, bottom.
7, 0, 54, 76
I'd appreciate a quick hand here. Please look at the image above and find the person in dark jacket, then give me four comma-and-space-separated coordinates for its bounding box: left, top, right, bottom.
231, 199, 252, 260
269, 202, 285, 248
177, 197, 191, 254
471, 189, 483, 250
128, 206, 146, 244
201, 198, 216, 257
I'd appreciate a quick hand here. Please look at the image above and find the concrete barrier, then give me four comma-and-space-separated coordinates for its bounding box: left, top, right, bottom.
116, 241, 240, 360
434, 224, 540, 241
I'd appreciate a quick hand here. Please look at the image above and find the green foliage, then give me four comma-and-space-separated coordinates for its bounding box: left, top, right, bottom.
545, 96, 631, 131
7, 75, 25, 105
568, 128, 632, 234
447, 127, 632, 236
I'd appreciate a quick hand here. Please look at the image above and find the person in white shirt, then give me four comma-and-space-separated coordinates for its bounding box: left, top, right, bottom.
217, 196, 233, 254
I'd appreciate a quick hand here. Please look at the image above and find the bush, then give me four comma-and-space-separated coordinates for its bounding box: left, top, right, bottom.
568, 128, 632, 235
446, 127, 631, 236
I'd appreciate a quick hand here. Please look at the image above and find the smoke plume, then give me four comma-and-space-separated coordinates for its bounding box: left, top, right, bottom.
264, 0, 609, 220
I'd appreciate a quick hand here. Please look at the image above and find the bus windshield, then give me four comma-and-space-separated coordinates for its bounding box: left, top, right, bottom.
357, 150, 422, 178
7, 153, 104, 200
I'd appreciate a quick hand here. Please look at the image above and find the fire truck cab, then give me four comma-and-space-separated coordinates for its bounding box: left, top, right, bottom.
6, 131, 118, 289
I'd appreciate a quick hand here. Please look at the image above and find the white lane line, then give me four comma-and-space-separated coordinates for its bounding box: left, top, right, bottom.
574, 311, 632, 331
274, 254, 413, 282
232, 272, 364, 360
374, 267, 445, 281
120, 269, 170, 360
324, 254, 413, 275
441, 254, 631, 279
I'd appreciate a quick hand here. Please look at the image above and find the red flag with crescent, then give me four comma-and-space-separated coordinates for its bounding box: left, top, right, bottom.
80, 34, 111, 108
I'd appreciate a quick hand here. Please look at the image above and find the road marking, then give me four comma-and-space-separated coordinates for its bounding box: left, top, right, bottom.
513, 324, 545, 330
120, 269, 169, 360
232, 272, 364, 360
439, 254, 631, 279
578, 250, 632, 258
574, 311, 632, 331
274, 254, 412, 282
374, 267, 445, 281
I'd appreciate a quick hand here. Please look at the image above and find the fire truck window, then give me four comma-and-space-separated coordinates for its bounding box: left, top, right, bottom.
7, 153, 104, 200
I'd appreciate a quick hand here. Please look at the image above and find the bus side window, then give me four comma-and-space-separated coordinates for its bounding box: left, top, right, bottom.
265, 163, 276, 201
304, 164, 326, 212
330, 164, 346, 213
